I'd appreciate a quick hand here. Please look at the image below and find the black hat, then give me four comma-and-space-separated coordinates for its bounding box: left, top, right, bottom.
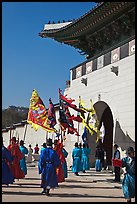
114, 144, 119, 148
54, 139, 58, 145
11, 137, 16, 142
127, 146, 134, 153
46, 138, 53, 146
41, 143, 46, 148
20, 140, 25, 145
75, 142, 78, 147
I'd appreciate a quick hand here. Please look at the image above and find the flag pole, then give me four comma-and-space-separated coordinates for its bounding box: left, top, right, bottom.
77, 96, 81, 143
46, 131, 48, 142
9, 127, 12, 145
23, 123, 28, 141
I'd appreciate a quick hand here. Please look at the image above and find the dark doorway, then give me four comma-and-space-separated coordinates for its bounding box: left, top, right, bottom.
94, 101, 114, 166
100, 106, 113, 165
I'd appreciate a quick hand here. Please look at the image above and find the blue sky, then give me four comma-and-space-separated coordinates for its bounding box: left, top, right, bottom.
2, 2, 97, 109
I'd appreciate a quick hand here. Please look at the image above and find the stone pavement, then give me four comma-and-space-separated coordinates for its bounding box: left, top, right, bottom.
2, 166, 135, 202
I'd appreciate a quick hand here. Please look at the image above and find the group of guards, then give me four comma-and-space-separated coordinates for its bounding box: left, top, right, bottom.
2, 136, 135, 202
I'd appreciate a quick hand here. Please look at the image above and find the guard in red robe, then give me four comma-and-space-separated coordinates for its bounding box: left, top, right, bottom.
7, 137, 25, 179
54, 140, 65, 183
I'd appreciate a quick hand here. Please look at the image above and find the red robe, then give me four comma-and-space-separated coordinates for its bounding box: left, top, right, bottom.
7, 142, 25, 179
54, 142, 65, 183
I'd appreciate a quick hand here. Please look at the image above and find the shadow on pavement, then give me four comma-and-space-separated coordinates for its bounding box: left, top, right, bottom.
65, 179, 93, 183
24, 177, 41, 180
2, 191, 124, 199
59, 184, 117, 189
51, 193, 124, 199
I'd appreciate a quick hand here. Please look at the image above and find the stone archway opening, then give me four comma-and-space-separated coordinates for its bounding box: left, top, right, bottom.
87, 101, 114, 167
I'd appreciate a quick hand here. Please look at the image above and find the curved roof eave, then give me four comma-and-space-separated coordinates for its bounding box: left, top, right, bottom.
39, 2, 103, 36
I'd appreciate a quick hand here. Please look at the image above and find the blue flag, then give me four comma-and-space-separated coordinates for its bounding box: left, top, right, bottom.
82, 127, 87, 144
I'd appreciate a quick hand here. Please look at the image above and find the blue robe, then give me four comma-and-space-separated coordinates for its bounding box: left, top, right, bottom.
20, 146, 28, 175
2, 146, 14, 185
81, 147, 90, 171
38, 147, 60, 189
62, 148, 68, 178
72, 147, 82, 173
122, 156, 135, 199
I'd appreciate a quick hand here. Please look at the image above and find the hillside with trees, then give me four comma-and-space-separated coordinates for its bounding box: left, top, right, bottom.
2, 106, 29, 129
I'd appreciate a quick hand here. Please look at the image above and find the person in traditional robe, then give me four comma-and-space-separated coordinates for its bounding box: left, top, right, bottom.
81, 143, 90, 173
2, 137, 15, 185
62, 147, 68, 178
122, 147, 135, 202
27, 144, 33, 163
53, 140, 65, 183
72, 142, 82, 176
78, 142, 83, 171
40, 143, 47, 154
113, 144, 121, 182
7, 137, 25, 179
19, 140, 28, 175
34, 144, 39, 154
38, 138, 60, 196
95, 143, 104, 172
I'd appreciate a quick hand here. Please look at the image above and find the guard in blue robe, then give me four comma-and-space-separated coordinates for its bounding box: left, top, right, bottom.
72, 142, 82, 176
62, 147, 68, 178
2, 139, 14, 185
19, 140, 28, 175
81, 143, 90, 172
38, 138, 60, 195
122, 147, 135, 202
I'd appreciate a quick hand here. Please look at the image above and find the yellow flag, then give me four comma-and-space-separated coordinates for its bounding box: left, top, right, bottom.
79, 97, 101, 140
27, 89, 56, 132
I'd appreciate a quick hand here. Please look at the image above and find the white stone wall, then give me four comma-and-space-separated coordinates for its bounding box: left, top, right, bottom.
63, 51, 135, 167
66, 54, 135, 140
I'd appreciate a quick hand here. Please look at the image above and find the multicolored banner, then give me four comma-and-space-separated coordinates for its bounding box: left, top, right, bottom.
27, 89, 56, 132
79, 97, 101, 141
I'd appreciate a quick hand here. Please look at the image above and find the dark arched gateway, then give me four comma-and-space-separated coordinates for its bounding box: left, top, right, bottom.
87, 101, 114, 167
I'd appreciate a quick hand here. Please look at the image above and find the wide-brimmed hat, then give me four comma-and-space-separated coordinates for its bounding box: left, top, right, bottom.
54, 139, 59, 145
10, 137, 16, 142
46, 138, 53, 146
41, 142, 46, 147
20, 140, 25, 145
74, 142, 78, 147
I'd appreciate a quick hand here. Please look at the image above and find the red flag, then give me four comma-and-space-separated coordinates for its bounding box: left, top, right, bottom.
59, 89, 86, 115
58, 96, 79, 136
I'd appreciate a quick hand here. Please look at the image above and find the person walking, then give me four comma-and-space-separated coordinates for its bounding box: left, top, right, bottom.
38, 138, 60, 196
113, 144, 121, 182
7, 137, 25, 179
19, 140, 28, 176
54, 139, 65, 183
122, 147, 135, 202
95, 143, 104, 172
27, 144, 33, 163
34, 144, 39, 154
2, 137, 15, 185
81, 143, 90, 173
62, 146, 68, 178
72, 142, 82, 176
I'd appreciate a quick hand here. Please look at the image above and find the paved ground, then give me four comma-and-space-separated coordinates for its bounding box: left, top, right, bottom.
2, 166, 135, 202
